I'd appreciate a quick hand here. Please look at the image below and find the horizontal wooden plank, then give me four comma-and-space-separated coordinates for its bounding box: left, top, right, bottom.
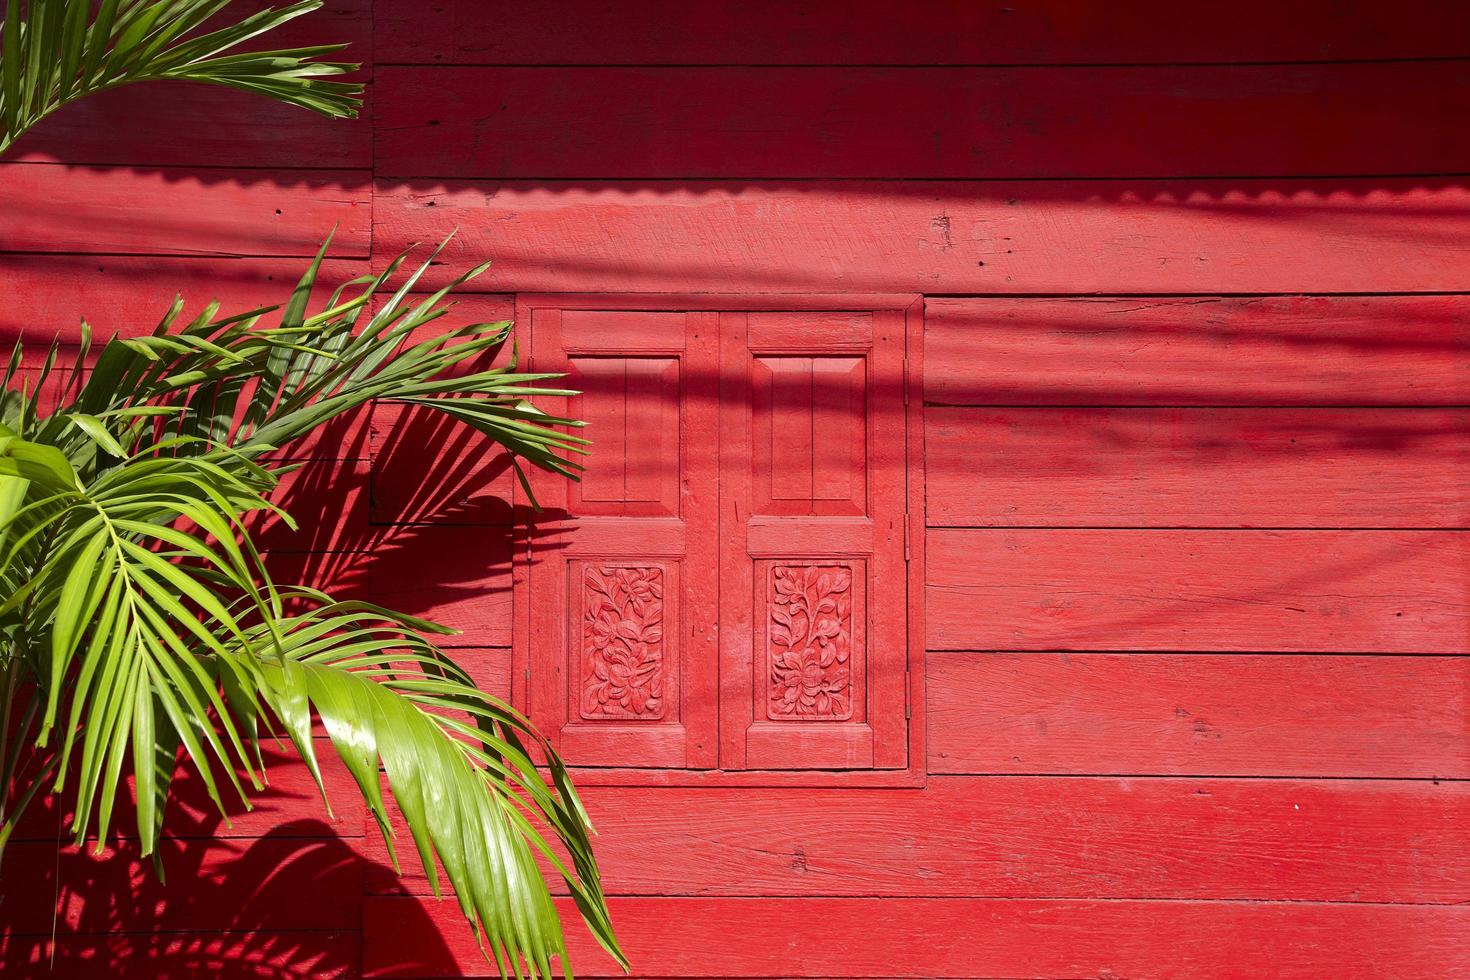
926, 407, 1470, 527
924, 296, 1470, 406
0, 836, 363, 934
364, 895, 1470, 978
928, 653, 1470, 777
0, 931, 357, 979
246, 458, 370, 552
0, 165, 370, 257
372, 179, 1470, 293
262, 549, 371, 600
442, 647, 512, 702
366, 525, 517, 645
0, 256, 371, 347
366, 777, 1469, 904
8, 0, 370, 168
926, 530, 1468, 652
11, 84, 368, 170
10, 738, 365, 843
375, 63, 1470, 179
374, 0, 1470, 65
369, 402, 518, 526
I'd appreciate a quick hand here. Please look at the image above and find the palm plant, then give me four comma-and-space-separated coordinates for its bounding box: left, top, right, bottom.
0, 0, 361, 156
0, 242, 623, 975
0, 1, 626, 976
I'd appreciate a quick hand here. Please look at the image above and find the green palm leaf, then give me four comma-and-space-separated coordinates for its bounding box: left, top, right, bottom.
238, 591, 622, 975
0, 244, 624, 977
0, 0, 362, 156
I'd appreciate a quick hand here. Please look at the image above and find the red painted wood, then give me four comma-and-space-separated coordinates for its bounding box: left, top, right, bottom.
925, 296, 1470, 406
0, 164, 370, 257
366, 525, 517, 645
369, 405, 517, 525
928, 653, 1470, 778
524, 305, 721, 768
366, 294, 520, 525
364, 776, 1469, 904
246, 458, 370, 552
372, 178, 1470, 294
9, 0, 370, 168
927, 407, 1470, 528
364, 895, 1470, 978
444, 647, 512, 702
0, 932, 359, 979
718, 309, 909, 770
261, 549, 370, 602
926, 530, 1469, 653
12, 85, 369, 170
0, 256, 370, 347
10, 739, 364, 843
376, 63, 1470, 179
518, 297, 916, 777
0, 836, 363, 934
16, 3, 1470, 976
374, 0, 1470, 65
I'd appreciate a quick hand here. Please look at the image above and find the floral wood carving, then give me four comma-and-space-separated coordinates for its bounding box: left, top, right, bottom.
581, 565, 666, 720
768, 564, 853, 720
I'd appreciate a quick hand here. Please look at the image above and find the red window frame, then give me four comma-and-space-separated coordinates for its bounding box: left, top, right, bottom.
513, 294, 926, 788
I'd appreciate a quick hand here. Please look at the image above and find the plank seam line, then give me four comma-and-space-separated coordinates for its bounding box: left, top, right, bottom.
0, 250, 369, 261
922, 525, 1470, 531
925, 649, 1470, 658
369, 171, 1470, 182
924, 404, 1470, 410
932, 648, 1470, 658
920, 525, 1470, 532
929, 402, 1470, 411
373, 56, 1470, 69
919, 773, 1470, 783
359, 895, 1470, 908
1, 160, 368, 173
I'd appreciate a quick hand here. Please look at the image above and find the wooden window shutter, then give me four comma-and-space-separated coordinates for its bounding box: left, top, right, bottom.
717, 311, 908, 770
524, 308, 720, 769
520, 299, 913, 779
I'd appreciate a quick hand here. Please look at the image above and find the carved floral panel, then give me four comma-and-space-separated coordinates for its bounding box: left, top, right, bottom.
581, 564, 666, 720
767, 564, 854, 721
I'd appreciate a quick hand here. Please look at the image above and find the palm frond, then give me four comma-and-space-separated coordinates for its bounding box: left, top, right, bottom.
56, 233, 589, 503
0, 0, 362, 156
0, 432, 278, 854
237, 590, 625, 975
0, 244, 622, 975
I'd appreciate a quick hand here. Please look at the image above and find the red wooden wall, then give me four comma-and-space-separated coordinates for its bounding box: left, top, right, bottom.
2, 2, 1468, 977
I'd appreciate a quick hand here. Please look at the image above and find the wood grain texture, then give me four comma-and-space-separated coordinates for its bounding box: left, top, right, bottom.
375, 63, 1470, 179
926, 407, 1470, 527
363, 895, 1470, 978
0, 256, 371, 346
364, 776, 1469, 903
7, 0, 371, 168
372, 179, 1470, 294
924, 295, 1470, 406
0, 165, 370, 257
373, 0, 1470, 65
926, 530, 1469, 652
366, 525, 516, 646
0, 932, 359, 979
261, 549, 371, 601
10, 83, 369, 169
9, 746, 363, 845
369, 403, 518, 525
928, 653, 1470, 777
245, 458, 370, 552
0, 836, 364, 934
16, 3, 1470, 976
